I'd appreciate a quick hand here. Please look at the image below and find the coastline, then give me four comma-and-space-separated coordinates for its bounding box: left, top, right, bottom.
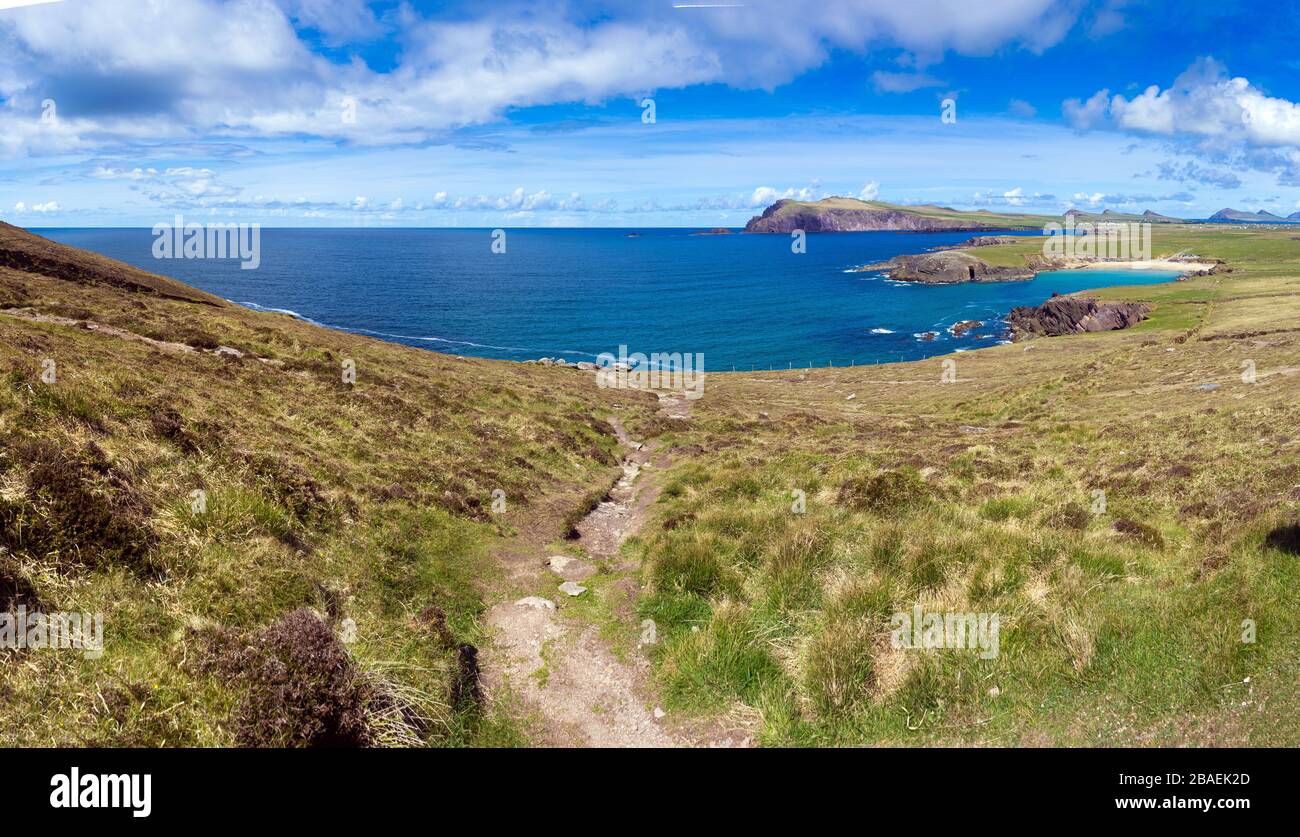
223, 260, 1196, 370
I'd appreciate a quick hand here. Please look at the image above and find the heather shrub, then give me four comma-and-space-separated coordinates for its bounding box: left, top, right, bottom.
191, 610, 378, 748
0, 439, 156, 572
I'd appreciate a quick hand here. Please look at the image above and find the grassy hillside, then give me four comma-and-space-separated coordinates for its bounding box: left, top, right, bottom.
610, 226, 1300, 745
748, 197, 1059, 231
0, 222, 659, 746
860, 200, 1060, 227
2, 221, 1297, 747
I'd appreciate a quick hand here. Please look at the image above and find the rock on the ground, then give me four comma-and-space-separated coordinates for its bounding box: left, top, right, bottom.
547, 555, 596, 581
515, 596, 556, 610
558, 581, 588, 597
1007, 294, 1150, 338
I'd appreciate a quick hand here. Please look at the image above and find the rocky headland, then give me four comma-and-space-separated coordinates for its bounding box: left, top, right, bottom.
742, 197, 1041, 233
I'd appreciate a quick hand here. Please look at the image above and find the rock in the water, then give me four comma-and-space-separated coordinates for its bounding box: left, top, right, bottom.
515, 596, 556, 610
949, 319, 984, 337
558, 581, 588, 597
1007, 295, 1150, 338
887, 251, 1034, 284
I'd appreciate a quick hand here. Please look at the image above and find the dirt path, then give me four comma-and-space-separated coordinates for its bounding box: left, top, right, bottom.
482, 391, 739, 747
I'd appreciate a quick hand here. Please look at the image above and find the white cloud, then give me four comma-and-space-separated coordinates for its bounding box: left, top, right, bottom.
1063, 58, 1300, 184
858, 180, 880, 201
749, 184, 822, 206
7, 199, 59, 212
1063, 89, 1112, 131
871, 71, 944, 94
0, 0, 1088, 154
1008, 98, 1037, 118
971, 186, 1055, 207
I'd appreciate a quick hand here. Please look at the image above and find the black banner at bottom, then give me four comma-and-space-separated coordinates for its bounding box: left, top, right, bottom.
9, 746, 1277, 824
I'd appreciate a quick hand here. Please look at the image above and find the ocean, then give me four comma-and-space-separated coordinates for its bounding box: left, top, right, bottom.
36, 227, 1181, 370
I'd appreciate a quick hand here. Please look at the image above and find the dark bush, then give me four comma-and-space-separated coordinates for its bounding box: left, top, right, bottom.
149, 407, 198, 453
239, 451, 328, 523
0, 439, 156, 572
1264, 522, 1300, 555
191, 610, 376, 748
1047, 501, 1090, 531
0, 557, 42, 613
1112, 518, 1164, 548
837, 468, 930, 514
451, 644, 483, 711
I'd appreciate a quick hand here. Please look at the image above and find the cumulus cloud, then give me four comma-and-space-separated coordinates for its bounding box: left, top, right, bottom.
971, 186, 1054, 206
858, 180, 880, 201
0, 0, 1089, 154
1153, 159, 1242, 189
6, 199, 60, 213
1063, 57, 1300, 185
749, 184, 823, 207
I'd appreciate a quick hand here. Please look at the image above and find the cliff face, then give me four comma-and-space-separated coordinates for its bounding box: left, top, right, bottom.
744, 199, 1004, 233
884, 251, 1034, 284
1007, 295, 1150, 338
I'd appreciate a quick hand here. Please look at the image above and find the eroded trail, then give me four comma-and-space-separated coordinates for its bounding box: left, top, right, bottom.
482, 392, 728, 747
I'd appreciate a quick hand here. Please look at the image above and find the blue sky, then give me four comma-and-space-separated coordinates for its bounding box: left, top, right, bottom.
2, 0, 1300, 226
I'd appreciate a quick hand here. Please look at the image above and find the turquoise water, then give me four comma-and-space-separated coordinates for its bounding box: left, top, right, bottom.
37, 228, 1181, 369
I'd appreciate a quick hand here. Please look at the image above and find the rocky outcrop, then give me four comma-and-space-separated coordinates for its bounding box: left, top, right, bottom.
960, 235, 1019, 247
884, 251, 1034, 284
931, 235, 1021, 252
1007, 294, 1150, 338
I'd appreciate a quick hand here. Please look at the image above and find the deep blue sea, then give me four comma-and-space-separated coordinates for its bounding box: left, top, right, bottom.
36, 228, 1181, 370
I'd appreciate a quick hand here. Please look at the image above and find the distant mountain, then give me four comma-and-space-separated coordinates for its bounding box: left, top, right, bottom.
1289, 211, 1300, 220
1209, 208, 1289, 223
742, 197, 1053, 233
1063, 208, 1182, 223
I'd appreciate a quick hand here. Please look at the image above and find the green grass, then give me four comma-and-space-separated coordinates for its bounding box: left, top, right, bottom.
620, 228, 1300, 744
0, 232, 659, 746
3, 221, 1299, 747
